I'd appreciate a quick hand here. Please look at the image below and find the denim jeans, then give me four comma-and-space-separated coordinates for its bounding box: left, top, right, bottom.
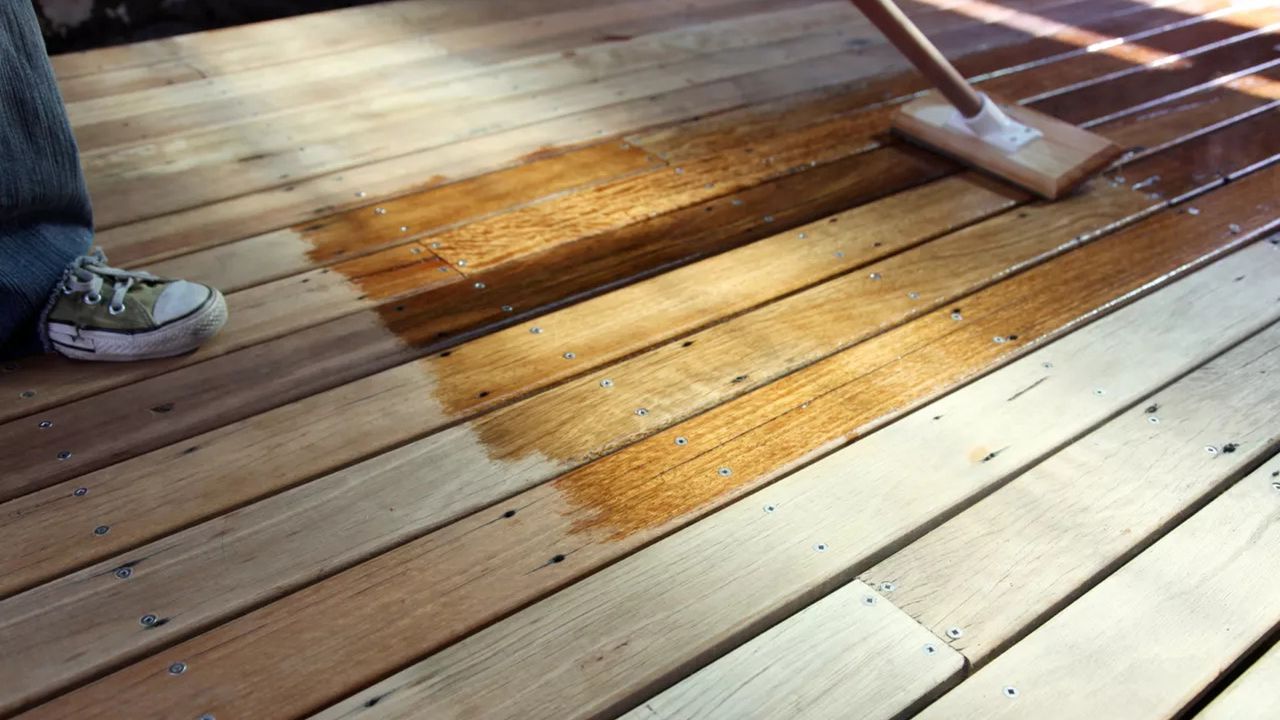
0, 1, 94, 358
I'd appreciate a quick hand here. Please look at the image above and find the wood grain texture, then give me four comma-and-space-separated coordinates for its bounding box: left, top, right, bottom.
863, 316, 1280, 667
915, 457, 1280, 720
0, 168, 1047, 709
78, 8, 883, 228
49, 0, 619, 85
297, 187, 1280, 720
3, 4, 1251, 434
1195, 640, 1280, 719
68, 0, 854, 152
2, 79, 1269, 502
619, 580, 965, 720
131, 142, 661, 282
0, 168, 1018, 595
15, 158, 1279, 720
81, 0, 1147, 255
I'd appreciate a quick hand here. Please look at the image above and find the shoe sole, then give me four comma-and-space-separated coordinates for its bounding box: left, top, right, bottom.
49, 290, 229, 362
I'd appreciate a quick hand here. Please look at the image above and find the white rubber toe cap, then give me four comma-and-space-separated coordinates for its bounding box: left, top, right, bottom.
153, 280, 213, 324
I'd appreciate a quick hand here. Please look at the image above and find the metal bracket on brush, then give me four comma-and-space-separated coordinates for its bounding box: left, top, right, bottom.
945, 93, 1042, 153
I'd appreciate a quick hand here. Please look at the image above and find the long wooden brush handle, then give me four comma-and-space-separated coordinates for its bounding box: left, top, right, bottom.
850, 0, 984, 117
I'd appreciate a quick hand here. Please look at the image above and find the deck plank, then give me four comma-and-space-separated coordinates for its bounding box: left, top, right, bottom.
296, 187, 1280, 720
635, 310, 1280, 717
1, 81, 1271, 509
0, 170, 1018, 594
118, 140, 662, 279
1195, 640, 1280, 720
11, 156, 1278, 720
82, 0, 1138, 252
863, 314, 1280, 667
107, 0, 1189, 280
1, 71, 1273, 599
67, 0, 853, 151
78, 5, 880, 228
48, 0, 607, 85
915, 456, 1280, 719
619, 580, 964, 720
2, 6, 1263, 445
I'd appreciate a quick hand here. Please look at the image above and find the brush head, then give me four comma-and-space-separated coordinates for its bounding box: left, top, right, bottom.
892, 91, 1123, 199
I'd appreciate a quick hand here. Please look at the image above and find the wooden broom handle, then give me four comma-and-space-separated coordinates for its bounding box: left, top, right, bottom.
850, 0, 985, 117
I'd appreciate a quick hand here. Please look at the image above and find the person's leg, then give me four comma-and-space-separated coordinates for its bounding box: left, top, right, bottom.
0, 2, 227, 362
0, 0, 94, 358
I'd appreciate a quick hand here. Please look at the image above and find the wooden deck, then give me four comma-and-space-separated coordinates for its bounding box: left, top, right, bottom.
3, 0, 1280, 717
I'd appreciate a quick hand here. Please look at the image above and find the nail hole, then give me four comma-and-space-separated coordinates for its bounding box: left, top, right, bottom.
503, 509, 517, 519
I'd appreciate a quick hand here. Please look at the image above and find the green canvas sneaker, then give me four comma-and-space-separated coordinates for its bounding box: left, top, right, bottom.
42, 249, 227, 362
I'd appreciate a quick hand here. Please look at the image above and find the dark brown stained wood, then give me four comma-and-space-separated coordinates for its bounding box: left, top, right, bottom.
116, 142, 661, 282
16, 157, 1277, 720
3, 108, 1273, 715
0, 39, 1270, 497
81, 0, 1168, 255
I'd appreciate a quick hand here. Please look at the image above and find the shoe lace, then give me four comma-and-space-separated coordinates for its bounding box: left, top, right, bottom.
60, 248, 159, 313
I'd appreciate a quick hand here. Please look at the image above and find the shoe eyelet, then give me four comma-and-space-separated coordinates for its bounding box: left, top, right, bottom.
108, 303, 126, 315
61, 285, 74, 295
84, 292, 102, 305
